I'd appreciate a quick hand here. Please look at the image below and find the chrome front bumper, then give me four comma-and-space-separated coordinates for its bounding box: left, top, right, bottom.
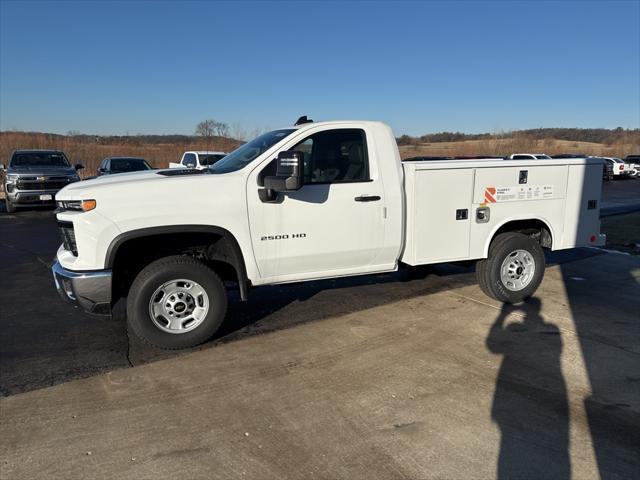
52, 260, 112, 316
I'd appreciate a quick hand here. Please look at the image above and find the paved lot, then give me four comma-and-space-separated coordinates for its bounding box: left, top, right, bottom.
1, 179, 639, 479
600, 177, 640, 215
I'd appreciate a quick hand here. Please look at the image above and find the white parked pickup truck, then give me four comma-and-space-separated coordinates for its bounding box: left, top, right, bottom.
52, 120, 605, 349
509, 153, 552, 160
169, 151, 227, 170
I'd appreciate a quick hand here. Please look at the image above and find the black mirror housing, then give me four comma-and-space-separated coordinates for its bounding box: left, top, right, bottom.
264, 151, 304, 192
75, 163, 85, 171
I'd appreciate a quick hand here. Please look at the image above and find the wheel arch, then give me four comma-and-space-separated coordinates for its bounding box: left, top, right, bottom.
483, 216, 555, 257
106, 225, 249, 301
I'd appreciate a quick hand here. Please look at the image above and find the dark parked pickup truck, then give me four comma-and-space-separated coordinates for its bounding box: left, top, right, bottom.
1, 150, 84, 213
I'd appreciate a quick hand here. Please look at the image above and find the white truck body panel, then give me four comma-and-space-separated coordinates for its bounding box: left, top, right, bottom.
401, 158, 604, 266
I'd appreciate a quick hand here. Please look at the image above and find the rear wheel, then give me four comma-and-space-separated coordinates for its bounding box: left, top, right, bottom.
476, 233, 545, 303
127, 255, 227, 349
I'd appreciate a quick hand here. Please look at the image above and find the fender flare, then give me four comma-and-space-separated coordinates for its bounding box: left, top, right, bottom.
483, 216, 556, 257
105, 225, 250, 300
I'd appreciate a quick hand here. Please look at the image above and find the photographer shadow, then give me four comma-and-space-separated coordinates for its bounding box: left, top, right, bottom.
486, 298, 570, 480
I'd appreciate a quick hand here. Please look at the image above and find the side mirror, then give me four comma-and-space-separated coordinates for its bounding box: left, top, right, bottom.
75, 163, 85, 171
264, 151, 304, 192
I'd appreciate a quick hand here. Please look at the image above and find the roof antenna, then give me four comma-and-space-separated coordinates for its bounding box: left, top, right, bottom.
294, 115, 313, 126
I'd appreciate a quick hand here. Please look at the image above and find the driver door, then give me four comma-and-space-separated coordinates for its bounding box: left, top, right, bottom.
247, 127, 386, 282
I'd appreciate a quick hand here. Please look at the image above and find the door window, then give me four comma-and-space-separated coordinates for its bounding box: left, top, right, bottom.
290, 129, 370, 184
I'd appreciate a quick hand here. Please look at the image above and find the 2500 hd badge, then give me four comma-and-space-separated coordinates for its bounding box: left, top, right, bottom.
261, 233, 307, 241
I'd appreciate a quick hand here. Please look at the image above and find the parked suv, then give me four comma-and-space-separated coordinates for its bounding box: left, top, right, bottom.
98, 157, 152, 176
1, 150, 83, 213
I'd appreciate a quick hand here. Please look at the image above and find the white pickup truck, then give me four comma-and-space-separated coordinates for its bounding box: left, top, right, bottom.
169, 151, 227, 170
52, 120, 605, 349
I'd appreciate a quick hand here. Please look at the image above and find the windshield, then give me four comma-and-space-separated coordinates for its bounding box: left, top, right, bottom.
111, 158, 152, 172
210, 129, 295, 174
10, 152, 71, 168
534, 155, 551, 159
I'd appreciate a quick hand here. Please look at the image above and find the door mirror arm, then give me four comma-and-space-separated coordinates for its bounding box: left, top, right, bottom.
258, 188, 283, 204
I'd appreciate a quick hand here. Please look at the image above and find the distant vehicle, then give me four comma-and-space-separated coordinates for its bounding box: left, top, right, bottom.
98, 157, 152, 176
1, 150, 83, 213
596, 157, 631, 178
602, 161, 614, 181
550, 154, 587, 159
624, 155, 640, 177
509, 153, 552, 160
169, 151, 226, 170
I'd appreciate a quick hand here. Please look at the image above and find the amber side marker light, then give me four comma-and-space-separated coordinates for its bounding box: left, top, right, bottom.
82, 199, 97, 212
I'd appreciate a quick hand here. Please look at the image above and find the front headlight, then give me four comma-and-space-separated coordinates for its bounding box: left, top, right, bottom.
56, 199, 97, 212
70, 174, 80, 182
6, 174, 19, 182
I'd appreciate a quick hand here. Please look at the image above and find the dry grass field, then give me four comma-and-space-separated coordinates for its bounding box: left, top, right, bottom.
399, 137, 640, 159
0, 132, 241, 178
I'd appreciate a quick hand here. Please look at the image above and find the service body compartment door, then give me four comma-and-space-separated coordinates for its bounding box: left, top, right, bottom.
411, 169, 474, 263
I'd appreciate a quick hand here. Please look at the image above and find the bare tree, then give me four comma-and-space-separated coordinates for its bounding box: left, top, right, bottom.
213, 121, 229, 138
196, 119, 230, 138
195, 119, 216, 137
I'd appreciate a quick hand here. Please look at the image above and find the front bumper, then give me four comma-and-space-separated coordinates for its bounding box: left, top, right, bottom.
8, 189, 59, 205
52, 260, 112, 316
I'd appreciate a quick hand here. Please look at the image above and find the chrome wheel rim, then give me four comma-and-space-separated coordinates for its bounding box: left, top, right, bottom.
148, 279, 209, 334
500, 249, 536, 292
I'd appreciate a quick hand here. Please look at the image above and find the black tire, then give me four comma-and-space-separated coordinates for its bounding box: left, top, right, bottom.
476, 233, 545, 304
127, 255, 227, 349
5, 198, 15, 213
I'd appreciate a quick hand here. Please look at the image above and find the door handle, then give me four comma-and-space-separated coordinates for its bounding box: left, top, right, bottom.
354, 195, 381, 202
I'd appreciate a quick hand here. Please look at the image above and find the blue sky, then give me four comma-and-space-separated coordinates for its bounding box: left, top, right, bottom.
1, 0, 639, 136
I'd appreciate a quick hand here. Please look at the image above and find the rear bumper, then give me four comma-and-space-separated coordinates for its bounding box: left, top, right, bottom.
52, 260, 112, 316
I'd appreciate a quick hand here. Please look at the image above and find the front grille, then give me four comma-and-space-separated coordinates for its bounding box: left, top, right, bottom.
58, 221, 78, 256
17, 179, 69, 191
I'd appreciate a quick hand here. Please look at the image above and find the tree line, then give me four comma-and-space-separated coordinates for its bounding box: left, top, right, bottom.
397, 127, 640, 146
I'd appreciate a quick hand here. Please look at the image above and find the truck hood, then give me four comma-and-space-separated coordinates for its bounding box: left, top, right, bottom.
58, 169, 216, 196
56, 167, 246, 233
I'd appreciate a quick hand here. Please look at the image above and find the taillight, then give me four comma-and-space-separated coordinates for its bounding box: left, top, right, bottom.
619, 165, 624, 170
590, 235, 596, 243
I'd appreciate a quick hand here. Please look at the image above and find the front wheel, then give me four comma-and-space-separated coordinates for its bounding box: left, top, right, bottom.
476, 233, 545, 303
127, 255, 227, 349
